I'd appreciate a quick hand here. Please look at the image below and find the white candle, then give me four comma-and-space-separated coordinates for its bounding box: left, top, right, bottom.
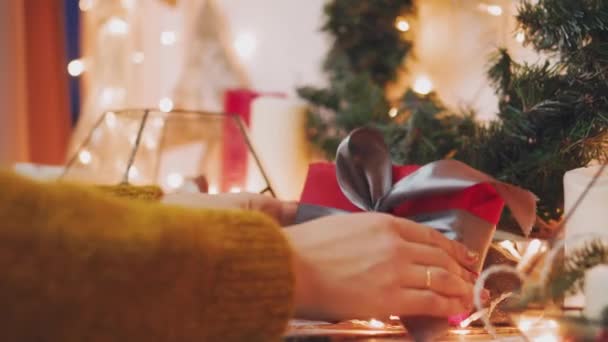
246, 97, 312, 200
584, 264, 608, 321
563, 165, 608, 308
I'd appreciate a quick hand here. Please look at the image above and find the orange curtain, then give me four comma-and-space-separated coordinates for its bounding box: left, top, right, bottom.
22, 0, 72, 165
0, 0, 29, 164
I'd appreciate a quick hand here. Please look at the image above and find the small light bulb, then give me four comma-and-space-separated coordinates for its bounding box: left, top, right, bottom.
453, 329, 470, 336
99, 87, 125, 107
389, 315, 400, 321
151, 117, 165, 128
230, 186, 242, 193
67, 59, 85, 77
486, 5, 503, 16
498, 240, 522, 259
105, 112, 117, 128
105, 17, 129, 35
131, 51, 144, 64
517, 318, 534, 332
121, 0, 136, 10
368, 319, 385, 329
413, 76, 433, 95
128, 166, 139, 179
144, 136, 158, 149
167, 173, 184, 189
395, 17, 410, 32
159, 97, 174, 112
160, 31, 177, 46
234, 32, 257, 60
515, 31, 525, 43
78, 149, 92, 165
388, 107, 399, 118
208, 185, 219, 194
79, 0, 95, 11
546, 319, 559, 329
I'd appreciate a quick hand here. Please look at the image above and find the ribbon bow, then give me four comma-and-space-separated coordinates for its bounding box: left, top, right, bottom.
296, 127, 537, 238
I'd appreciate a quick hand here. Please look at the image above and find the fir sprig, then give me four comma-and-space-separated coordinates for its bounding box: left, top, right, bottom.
299, 0, 608, 229
548, 239, 608, 299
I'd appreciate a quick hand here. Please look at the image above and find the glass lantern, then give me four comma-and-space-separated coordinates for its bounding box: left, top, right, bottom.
62, 109, 274, 195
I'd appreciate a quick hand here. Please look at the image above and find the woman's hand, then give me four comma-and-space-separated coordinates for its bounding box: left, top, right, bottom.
162, 192, 298, 226
284, 213, 483, 322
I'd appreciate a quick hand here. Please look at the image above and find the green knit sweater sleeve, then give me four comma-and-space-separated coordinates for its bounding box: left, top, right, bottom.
0, 170, 294, 342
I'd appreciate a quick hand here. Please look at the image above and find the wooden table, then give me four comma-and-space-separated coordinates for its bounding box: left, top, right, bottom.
284, 321, 523, 341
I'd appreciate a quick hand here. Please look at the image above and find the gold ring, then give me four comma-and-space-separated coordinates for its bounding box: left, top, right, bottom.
426, 267, 432, 289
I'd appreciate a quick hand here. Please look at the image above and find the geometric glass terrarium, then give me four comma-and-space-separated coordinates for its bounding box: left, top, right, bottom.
62, 109, 274, 195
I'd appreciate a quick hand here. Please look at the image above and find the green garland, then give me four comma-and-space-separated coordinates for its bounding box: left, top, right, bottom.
299, 0, 608, 229
548, 240, 608, 300
515, 240, 608, 317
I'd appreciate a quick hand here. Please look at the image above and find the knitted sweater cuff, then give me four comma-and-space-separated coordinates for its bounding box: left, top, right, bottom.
204, 211, 295, 341
0, 170, 294, 341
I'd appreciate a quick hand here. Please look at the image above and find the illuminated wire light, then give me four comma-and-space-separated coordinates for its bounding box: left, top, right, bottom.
78, 149, 92, 165
368, 319, 385, 329
499, 240, 522, 260
487, 5, 503, 16
128, 166, 140, 180
160, 31, 177, 46
79, 0, 95, 11
395, 17, 410, 32
413, 76, 433, 95
121, 0, 136, 10
159, 97, 174, 112
516, 31, 526, 44
234, 32, 257, 60
151, 117, 165, 128
388, 107, 399, 118
131, 51, 144, 64
99, 87, 125, 107
105, 17, 129, 35
479, 3, 503, 16
167, 173, 184, 189
67, 59, 85, 77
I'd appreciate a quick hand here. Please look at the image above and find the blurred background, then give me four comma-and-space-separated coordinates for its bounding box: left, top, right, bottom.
0, 0, 537, 198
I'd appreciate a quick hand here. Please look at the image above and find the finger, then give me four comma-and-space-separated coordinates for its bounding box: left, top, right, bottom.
397, 265, 473, 298
393, 289, 470, 317
162, 193, 219, 208
391, 218, 479, 268
279, 201, 298, 226
402, 242, 476, 284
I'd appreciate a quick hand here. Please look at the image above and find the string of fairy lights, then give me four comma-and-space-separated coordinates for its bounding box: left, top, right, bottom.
69, 0, 523, 98
68, 0, 525, 189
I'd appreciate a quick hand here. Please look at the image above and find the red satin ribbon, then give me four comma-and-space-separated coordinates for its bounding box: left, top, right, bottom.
299, 162, 505, 225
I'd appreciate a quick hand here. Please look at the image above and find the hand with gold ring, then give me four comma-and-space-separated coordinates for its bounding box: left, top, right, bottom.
284, 212, 489, 322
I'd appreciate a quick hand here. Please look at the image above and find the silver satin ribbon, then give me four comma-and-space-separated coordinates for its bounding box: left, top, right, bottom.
296, 127, 538, 237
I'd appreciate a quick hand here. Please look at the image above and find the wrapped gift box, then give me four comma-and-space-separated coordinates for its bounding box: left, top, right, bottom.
292, 127, 537, 341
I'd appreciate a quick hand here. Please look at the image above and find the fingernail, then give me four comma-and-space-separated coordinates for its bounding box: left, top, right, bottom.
466, 250, 479, 262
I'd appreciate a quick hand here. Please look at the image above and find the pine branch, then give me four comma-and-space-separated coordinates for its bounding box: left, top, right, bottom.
547, 239, 608, 300
300, 0, 608, 229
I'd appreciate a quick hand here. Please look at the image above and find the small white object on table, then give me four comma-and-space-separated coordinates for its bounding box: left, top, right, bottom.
585, 264, 608, 321
246, 97, 311, 200
563, 165, 608, 308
